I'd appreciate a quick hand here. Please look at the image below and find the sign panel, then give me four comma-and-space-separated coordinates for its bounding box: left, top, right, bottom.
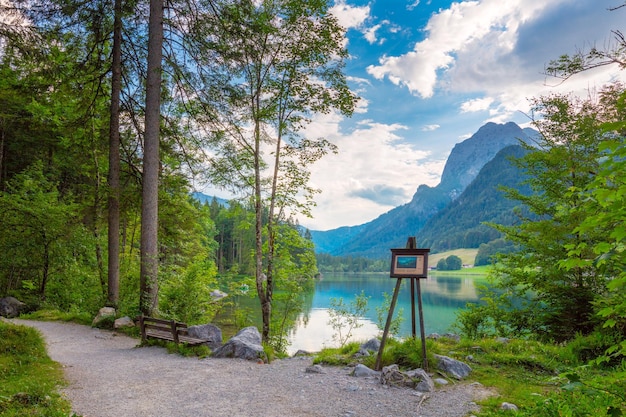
390, 248, 430, 278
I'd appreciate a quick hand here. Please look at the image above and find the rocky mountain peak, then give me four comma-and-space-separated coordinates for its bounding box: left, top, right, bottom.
439, 121, 529, 192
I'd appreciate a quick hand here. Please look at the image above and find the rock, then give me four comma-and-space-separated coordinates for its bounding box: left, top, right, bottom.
305, 364, 325, 374
212, 326, 266, 362
496, 337, 510, 344
114, 316, 135, 329
352, 364, 380, 378
360, 338, 380, 353
434, 378, 449, 385
210, 290, 228, 301
292, 350, 311, 357
92, 307, 116, 326
0, 297, 26, 318
405, 368, 434, 392
434, 354, 472, 379
186, 323, 222, 350
380, 365, 434, 392
443, 333, 461, 342
500, 402, 519, 411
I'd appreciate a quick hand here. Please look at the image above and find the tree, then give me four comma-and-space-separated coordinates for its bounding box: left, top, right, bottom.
107, 0, 123, 307
195, 0, 357, 342
561, 86, 626, 360
436, 258, 448, 271
139, 0, 164, 316
476, 88, 621, 342
0, 164, 81, 300
445, 255, 462, 270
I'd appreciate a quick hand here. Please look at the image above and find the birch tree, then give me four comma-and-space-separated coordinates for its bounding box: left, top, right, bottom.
193, 0, 357, 341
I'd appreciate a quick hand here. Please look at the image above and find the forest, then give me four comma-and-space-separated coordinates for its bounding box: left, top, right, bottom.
0, 0, 356, 350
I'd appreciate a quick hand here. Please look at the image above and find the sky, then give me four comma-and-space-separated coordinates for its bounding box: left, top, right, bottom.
204, 0, 626, 231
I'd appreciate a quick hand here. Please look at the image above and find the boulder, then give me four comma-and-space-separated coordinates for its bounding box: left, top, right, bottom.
352, 364, 380, 378
212, 326, 267, 362
357, 338, 380, 356
434, 354, 472, 379
114, 316, 135, 329
92, 307, 116, 327
186, 323, 223, 350
501, 402, 519, 411
405, 368, 434, 392
0, 297, 26, 318
360, 338, 380, 352
380, 364, 434, 392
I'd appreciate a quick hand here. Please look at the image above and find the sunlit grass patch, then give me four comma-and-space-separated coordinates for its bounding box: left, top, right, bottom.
0, 321, 73, 416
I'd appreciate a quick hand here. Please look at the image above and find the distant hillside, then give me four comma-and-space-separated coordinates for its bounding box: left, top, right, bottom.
311, 122, 535, 259
416, 145, 530, 252
191, 192, 230, 207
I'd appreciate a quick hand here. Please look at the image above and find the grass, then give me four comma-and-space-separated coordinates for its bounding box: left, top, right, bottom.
0, 320, 74, 416
21, 309, 93, 326
314, 336, 626, 416
429, 248, 479, 266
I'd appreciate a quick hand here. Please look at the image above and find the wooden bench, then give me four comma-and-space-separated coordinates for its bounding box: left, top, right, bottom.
138, 316, 207, 346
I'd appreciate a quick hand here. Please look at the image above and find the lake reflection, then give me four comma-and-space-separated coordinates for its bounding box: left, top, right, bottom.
287, 273, 484, 354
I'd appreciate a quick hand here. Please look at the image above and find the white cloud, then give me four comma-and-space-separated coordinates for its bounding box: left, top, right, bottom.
421, 124, 440, 131
460, 97, 494, 113
330, 0, 370, 30
364, 24, 382, 44
299, 114, 445, 230
365, 0, 562, 98
407, 1, 420, 11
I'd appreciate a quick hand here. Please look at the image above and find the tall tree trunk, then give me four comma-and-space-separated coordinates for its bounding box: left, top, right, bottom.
107, 0, 123, 308
140, 0, 163, 316
253, 112, 270, 341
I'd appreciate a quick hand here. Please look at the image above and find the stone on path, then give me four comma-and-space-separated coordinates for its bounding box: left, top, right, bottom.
212, 326, 266, 362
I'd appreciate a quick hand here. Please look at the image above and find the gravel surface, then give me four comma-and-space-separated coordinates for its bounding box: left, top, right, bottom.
13, 320, 493, 417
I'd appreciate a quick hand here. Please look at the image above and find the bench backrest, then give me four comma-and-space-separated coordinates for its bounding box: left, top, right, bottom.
139, 316, 188, 343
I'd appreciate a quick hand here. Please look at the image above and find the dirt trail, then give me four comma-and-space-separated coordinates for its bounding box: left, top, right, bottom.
13, 319, 490, 417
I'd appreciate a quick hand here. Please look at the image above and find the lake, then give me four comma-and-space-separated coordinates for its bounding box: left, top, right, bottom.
287, 272, 486, 354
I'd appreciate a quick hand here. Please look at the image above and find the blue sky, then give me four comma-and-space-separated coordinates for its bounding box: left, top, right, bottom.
295, 0, 626, 231
203, 0, 626, 231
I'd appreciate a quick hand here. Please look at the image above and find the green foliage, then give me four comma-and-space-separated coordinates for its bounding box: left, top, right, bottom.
316, 253, 389, 273
0, 322, 72, 416
474, 238, 518, 266
159, 261, 220, 325
561, 97, 626, 361
312, 342, 362, 366
470, 87, 625, 343
327, 291, 370, 348
379, 337, 437, 370
436, 255, 463, 271
21, 309, 93, 326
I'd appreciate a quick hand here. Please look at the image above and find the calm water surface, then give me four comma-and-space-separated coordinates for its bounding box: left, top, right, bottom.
287, 272, 485, 354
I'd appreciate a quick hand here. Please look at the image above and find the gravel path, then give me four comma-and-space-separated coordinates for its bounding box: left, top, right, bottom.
13, 320, 492, 417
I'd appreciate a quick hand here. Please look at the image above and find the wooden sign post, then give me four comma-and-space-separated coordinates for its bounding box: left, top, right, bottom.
375, 237, 430, 371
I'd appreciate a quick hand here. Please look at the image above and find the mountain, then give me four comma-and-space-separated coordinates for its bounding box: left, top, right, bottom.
191, 192, 229, 207
311, 122, 536, 258
416, 144, 531, 252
